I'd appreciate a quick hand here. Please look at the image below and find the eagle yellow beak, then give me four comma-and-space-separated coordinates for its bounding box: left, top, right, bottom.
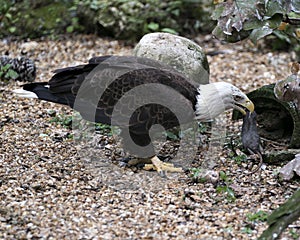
244, 99, 255, 112
235, 98, 255, 115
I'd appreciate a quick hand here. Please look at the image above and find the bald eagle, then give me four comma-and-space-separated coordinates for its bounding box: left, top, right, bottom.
14, 56, 254, 173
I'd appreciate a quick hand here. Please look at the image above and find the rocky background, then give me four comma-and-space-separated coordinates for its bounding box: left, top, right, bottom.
0, 33, 299, 239
0, 0, 299, 239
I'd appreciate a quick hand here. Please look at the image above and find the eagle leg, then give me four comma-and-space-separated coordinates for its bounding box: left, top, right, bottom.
145, 155, 184, 174
124, 156, 183, 174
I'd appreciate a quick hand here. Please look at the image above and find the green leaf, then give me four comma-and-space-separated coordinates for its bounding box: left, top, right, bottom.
219, 170, 228, 181
50, 114, 72, 128
147, 22, 159, 31
6, 69, 18, 79
164, 130, 179, 140
242, 227, 253, 234
292, 0, 300, 13
161, 27, 178, 35
211, 4, 225, 20
288, 11, 300, 19
211, 0, 300, 45
216, 0, 258, 33
226, 187, 236, 200
171, 9, 180, 17
8, 26, 16, 33
1, 64, 11, 71
287, 11, 300, 25
249, 25, 273, 44
95, 123, 111, 132
266, 0, 285, 17
212, 25, 225, 38
62, 117, 72, 126
243, 16, 266, 30
272, 30, 292, 44
247, 210, 269, 222
71, 17, 79, 24
268, 13, 283, 28
5, 12, 12, 19
216, 185, 226, 193
66, 25, 74, 33
245, 13, 281, 31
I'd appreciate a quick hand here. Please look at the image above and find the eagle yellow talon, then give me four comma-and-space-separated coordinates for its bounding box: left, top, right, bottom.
143, 164, 156, 171
126, 156, 183, 173
149, 156, 184, 173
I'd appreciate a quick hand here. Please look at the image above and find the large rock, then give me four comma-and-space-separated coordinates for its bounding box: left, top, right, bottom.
133, 32, 209, 85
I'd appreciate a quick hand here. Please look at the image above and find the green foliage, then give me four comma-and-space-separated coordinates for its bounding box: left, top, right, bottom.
0, 64, 19, 81
198, 122, 209, 133
66, 17, 84, 33
164, 125, 199, 141
164, 130, 180, 140
212, 0, 300, 48
95, 122, 112, 135
241, 227, 253, 234
73, 0, 181, 39
0, 0, 215, 40
289, 229, 300, 240
0, 1, 74, 38
216, 185, 236, 202
0, 0, 17, 36
2, 0, 299, 47
189, 168, 208, 183
73, 0, 215, 39
246, 210, 268, 222
216, 171, 236, 202
50, 114, 73, 128
232, 154, 247, 165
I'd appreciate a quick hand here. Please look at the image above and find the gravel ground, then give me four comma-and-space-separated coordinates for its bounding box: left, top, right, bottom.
0, 34, 299, 239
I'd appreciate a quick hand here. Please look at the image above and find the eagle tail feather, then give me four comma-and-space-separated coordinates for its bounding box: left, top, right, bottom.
13, 88, 38, 98
13, 83, 73, 106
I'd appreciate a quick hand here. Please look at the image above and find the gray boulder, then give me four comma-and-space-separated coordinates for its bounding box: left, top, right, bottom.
133, 32, 209, 85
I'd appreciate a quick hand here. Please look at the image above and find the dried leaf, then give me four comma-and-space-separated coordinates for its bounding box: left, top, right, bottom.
277, 22, 288, 30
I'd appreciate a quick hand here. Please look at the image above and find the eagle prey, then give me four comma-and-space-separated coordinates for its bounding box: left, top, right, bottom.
14, 56, 254, 173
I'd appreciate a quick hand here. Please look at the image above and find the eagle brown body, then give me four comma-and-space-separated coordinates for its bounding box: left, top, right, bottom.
24, 56, 198, 157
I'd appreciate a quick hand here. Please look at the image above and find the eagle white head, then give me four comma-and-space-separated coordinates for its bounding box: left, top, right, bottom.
195, 82, 254, 121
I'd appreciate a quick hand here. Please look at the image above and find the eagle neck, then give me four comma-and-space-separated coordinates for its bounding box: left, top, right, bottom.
194, 83, 230, 121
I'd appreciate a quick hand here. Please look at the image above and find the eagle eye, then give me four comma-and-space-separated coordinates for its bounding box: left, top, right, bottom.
233, 95, 243, 101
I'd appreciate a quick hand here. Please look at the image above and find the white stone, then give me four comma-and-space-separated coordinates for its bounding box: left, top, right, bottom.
133, 32, 209, 85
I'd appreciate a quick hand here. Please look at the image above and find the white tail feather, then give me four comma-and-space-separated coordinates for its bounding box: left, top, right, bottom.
13, 88, 38, 98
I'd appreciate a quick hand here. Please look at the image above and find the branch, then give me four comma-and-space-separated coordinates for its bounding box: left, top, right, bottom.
258, 189, 300, 240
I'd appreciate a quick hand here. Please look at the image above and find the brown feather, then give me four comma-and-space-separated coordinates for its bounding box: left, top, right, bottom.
22, 56, 199, 155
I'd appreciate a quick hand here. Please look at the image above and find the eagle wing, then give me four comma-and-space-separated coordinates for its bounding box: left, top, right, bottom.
48, 56, 198, 129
